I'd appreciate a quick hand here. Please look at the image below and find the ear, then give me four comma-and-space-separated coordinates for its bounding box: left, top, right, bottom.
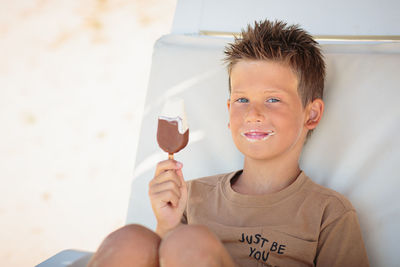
305, 98, 324, 130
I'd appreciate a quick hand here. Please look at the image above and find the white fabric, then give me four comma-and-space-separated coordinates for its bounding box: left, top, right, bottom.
127, 34, 400, 267
172, 0, 400, 36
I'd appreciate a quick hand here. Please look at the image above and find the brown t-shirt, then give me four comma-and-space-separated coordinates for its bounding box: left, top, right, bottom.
182, 170, 369, 267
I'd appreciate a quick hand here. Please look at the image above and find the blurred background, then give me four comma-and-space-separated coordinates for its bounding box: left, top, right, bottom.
0, 0, 177, 266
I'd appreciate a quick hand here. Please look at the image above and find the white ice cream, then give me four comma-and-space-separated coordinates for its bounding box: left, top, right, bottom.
159, 98, 189, 134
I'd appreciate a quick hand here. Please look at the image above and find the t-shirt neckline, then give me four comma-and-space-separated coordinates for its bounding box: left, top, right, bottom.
221, 170, 308, 207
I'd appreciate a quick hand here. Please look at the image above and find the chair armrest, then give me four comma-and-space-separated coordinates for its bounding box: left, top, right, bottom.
35, 249, 93, 267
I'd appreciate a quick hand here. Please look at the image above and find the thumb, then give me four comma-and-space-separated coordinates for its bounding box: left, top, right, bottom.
177, 171, 188, 208
177, 169, 187, 190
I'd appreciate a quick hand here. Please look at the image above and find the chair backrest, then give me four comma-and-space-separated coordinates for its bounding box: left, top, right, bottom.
172, 0, 400, 37
126, 34, 400, 267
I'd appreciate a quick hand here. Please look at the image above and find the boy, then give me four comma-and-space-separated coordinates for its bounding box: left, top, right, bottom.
88, 20, 369, 267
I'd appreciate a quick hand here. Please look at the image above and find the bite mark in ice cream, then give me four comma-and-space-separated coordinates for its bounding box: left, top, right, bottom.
157, 99, 189, 156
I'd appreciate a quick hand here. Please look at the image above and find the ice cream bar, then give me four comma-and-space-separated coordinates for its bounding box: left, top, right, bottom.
157, 99, 189, 158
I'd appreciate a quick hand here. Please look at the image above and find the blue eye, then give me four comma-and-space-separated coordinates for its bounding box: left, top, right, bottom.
267, 98, 280, 103
237, 98, 249, 103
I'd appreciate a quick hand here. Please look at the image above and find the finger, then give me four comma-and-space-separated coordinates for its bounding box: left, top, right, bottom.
154, 160, 183, 177
176, 168, 187, 190
150, 169, 182, 188
149, 180, 181, 198
153, 190, 180, 208
176, 168, 184, 180
178, 175, 188, 202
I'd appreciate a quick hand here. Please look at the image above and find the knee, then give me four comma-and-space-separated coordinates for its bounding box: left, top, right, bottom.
159, 225, 223, 267
88, 224, 161, 267
100, 224, 160, 254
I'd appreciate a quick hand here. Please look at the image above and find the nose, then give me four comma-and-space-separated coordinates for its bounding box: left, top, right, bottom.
245, 104, 264, 123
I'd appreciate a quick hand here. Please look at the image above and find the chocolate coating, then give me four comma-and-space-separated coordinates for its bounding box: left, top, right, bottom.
157, 118, 189, 154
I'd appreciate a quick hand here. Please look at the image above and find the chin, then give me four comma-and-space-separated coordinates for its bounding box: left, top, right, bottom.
248, 153, 277, 161
238, 147, 275, 161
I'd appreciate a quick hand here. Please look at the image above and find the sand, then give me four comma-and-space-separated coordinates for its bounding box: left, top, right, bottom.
0, 0, 176, 266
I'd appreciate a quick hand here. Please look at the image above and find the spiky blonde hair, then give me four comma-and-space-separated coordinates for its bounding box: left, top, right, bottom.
224, 20, 325, 107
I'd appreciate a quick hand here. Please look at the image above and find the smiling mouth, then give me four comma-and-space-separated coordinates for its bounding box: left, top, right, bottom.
241, 130, 275, 142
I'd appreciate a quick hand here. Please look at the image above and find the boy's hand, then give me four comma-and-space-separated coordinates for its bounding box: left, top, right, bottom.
149, 159, 188, 238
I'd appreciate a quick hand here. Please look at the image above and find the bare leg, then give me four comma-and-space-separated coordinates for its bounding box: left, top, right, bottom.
159, 225, 236, 267
88, 224, 161, 267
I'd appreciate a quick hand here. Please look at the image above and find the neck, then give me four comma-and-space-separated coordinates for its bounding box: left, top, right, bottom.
233, 154, 301, 195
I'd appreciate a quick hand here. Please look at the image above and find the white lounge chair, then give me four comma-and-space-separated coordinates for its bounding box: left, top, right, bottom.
37, 0, 400, 266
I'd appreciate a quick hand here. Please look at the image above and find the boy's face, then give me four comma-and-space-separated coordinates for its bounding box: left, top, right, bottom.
228, 60, 322, 161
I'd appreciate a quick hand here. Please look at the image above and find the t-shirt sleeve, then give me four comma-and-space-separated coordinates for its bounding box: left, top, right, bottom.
315, 210, 369, 267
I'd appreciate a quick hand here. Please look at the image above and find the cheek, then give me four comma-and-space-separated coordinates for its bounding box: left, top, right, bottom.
229, 108, 243, 126
280, 113, 305, 138
273, 110, 300, 128
229, 117, 240, 132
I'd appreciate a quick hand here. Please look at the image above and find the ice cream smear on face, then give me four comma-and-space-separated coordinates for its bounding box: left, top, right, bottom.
157, 98, 189, 154
241, 130, 275, 142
